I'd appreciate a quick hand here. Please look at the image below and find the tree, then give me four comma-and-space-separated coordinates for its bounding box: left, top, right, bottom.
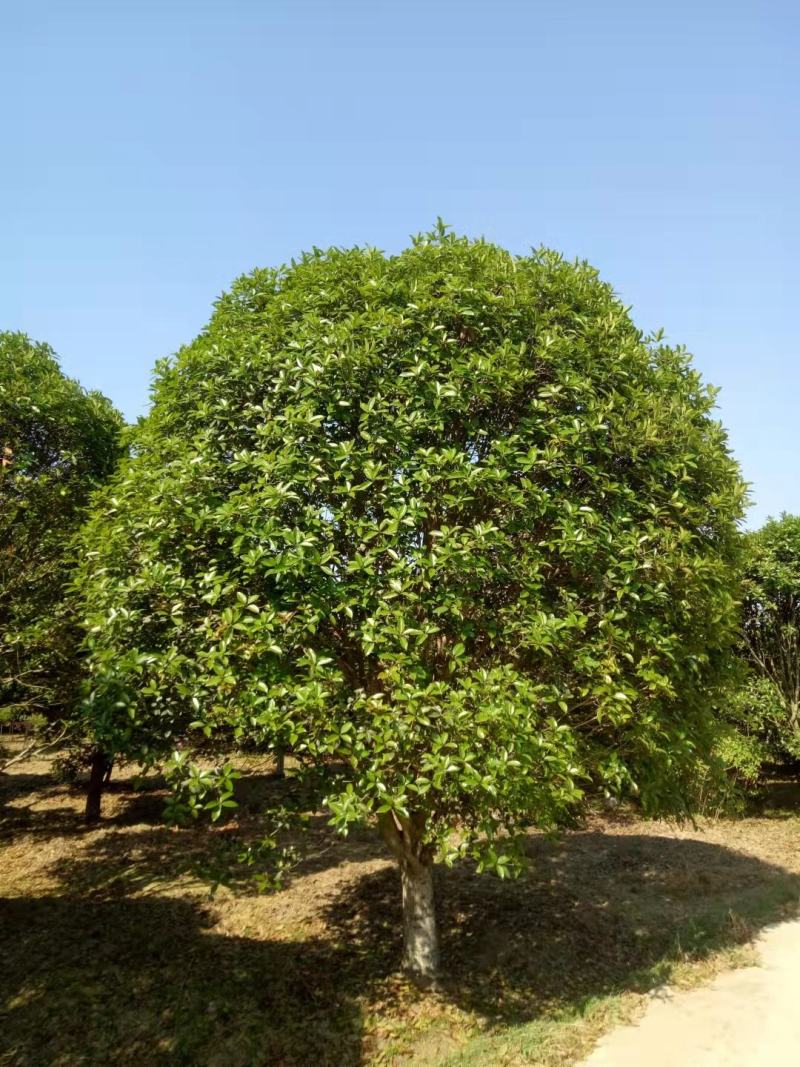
77, 227, 746, 984
0, 332, 124, 776
739, 514, 800, 758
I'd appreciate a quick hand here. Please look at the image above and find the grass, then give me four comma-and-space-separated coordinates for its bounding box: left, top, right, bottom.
1, 747, 799, 1066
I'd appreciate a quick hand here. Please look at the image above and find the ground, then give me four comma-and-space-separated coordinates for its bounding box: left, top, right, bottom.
579, 917, 800, 1066
1, 743, 799, 1066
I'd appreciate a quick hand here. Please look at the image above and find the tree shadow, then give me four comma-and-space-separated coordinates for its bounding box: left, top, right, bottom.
0, 769, 57, 802
4, 756, 800, 1064
45, 813, 384, 898
0, 763, 271, 839
0, 803, 85, 838
321, 829, 800, 1025
0, 773, 168, 839
0, 895, 367, 1066
1, 761, 85, 838
748, 769, 800, 816
33, 822, 800, 1054
0, 762, 165, 837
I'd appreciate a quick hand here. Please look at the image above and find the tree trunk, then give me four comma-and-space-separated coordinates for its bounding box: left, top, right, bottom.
275, 749, 285, 778
379, 811, 440, 988
85, 749, 111, 824
400, 857, 439, 987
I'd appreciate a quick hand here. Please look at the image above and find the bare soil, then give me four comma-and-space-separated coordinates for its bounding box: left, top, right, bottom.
2, 744, 799, 1066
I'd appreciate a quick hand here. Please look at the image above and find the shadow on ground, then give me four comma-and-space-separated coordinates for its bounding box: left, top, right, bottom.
0, 895, 367, 1066
749, 768, 800, 817
323, 830, 800, 1026
2, 763, 800, 1065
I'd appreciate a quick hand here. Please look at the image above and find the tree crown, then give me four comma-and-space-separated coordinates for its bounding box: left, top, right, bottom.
1, 332, 124, 719
78, 229, 746, 868
739, 514, 800, 750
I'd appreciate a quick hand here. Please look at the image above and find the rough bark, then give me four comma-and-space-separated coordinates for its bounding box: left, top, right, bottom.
84, 749, 112, 824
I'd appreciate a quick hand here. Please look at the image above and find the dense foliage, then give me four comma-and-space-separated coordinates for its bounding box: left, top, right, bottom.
735, 514, 800, 763
0, 332, 124, 735
77, 227, 746, 980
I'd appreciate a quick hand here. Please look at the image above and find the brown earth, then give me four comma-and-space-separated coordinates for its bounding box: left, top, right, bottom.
1, 743, 799, 1066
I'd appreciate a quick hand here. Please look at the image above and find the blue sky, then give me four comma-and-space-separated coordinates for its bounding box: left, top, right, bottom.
2, 0, 796, 526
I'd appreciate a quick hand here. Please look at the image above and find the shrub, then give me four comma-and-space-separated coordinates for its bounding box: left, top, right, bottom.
740, 514, 800, 762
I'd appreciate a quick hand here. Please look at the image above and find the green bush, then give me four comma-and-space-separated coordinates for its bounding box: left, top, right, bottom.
738, 514, 800, 764
714, 684, 774, 792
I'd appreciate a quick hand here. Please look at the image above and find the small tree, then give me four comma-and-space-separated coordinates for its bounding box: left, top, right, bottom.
78, 228, 746, 984
740, 514, 800, 757
0, 332, 124, 778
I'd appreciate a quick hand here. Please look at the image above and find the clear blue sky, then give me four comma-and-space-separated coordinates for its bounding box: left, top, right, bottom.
2, 0, 797, 526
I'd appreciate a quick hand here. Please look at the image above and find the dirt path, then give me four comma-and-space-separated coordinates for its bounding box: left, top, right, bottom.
580, 917, 800, 1066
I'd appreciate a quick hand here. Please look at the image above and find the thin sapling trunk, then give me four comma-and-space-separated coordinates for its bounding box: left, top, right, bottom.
85, 749, 112, 824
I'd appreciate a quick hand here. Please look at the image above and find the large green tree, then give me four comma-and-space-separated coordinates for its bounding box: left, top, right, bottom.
78, 228, 746, 983
0, 332, 124, 760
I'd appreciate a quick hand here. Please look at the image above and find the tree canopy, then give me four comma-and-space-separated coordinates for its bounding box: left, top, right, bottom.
77, 227, 747, 982
0, 332, 124, 730
740, 514, 800, 755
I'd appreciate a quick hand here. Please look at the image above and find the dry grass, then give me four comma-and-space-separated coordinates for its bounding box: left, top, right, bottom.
1, 744, 799, 1066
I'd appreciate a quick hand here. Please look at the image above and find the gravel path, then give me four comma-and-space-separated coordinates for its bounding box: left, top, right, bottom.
579, 918, 800, 1066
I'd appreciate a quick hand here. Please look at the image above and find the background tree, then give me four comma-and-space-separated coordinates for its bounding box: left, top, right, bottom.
737, 514, 800, 761
0, 332, 124, 779
78, 228, 746, 984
